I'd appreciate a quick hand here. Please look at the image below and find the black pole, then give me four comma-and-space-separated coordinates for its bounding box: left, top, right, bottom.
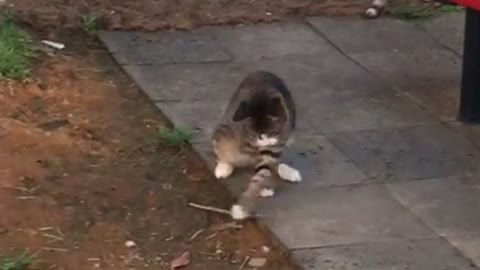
459, 8, 480, 123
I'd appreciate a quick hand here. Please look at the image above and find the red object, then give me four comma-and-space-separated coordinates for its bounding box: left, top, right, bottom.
450, 0, 480, 10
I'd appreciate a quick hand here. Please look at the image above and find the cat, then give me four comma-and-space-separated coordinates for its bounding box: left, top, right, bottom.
212, 71, 302, 220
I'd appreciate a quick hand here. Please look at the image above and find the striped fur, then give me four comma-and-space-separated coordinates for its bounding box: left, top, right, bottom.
212, 71, 301, 220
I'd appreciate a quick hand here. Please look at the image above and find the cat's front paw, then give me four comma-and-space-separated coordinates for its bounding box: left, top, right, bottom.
278, 163, 302, 182
231, 204, 249, 220
260, 188, 275, 197
215, 162, 233, 179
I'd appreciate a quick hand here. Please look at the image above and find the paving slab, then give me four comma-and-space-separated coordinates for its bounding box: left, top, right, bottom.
420, 12, 466, 55
387, 175, 480, 266
99, 31, 231, 65
132, 53, 438, 134
209, 21, 336, 60
257, 184, 436, 249
307, 17, 442, 53
155, 100, 226, 141
293, 239, 476, 270
328, 124, 479, 181
350, 48, 462, 119
448, 121, 480, 149
122, 63, 247, 102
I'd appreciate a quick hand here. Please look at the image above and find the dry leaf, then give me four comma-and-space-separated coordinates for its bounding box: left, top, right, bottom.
170, 251, 191, 270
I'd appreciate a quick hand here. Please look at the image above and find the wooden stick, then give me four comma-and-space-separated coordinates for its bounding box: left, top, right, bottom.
188, 202, 231, 215
239, 256, 250, 269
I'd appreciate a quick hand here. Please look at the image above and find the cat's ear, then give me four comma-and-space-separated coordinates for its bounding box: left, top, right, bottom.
233, 101, 250, 122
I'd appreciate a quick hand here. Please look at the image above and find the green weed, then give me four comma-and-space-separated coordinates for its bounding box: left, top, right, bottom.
0, 20, 34, 80
157, 127, 193, 148
392, 4, 463, 20
81, 13, 101, 34
0, 252, 32, 270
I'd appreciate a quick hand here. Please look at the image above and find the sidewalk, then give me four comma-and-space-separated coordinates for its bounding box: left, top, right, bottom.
99, 12, 480, 269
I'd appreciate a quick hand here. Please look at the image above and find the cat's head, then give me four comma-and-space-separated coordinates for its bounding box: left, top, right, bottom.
232, 96, 286, 140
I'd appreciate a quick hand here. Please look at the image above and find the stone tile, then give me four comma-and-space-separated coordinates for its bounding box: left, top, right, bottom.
293, 239, 475, 270
388, 175, 480, 237
300, 85, 438, 133
351, 48, 462, 119
307, 17, 442, 53
99, 31, 231, 65
251, 54, 437, 133
281, 135, 367, 187
328, 124, 479, 181
449, 234, 480, 267
258, 184, 436, 249
448, 121, 480, 149
388, 175, 480, 266
211, 21, 337, 60
155, 100, 227, 142
126, 53, 434, 134
420, 12, 465, 55
122, 63, 247, 101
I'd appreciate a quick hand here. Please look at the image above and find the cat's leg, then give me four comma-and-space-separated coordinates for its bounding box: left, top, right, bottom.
277, 163, 302, 182
231, 166, 273, 220
212, 138, 236, 179
212, 137, 254, 179
365, 0, 387, 18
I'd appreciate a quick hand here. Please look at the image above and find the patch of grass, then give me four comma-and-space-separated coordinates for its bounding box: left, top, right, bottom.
0, 252, 32, 270
81, 13, 101, 34
157, 127, 193, 148
392, 4, 463, 20
0, 20, 34, 80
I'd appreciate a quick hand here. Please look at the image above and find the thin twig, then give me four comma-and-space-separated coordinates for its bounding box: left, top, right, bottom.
239, 256, 250, 269
205, 232, 217, 241
42, 233, 64, 242
188, 229, 205, 242
42, 247, 68, 252
188, 202, 230, 216
214, 222, 243, 231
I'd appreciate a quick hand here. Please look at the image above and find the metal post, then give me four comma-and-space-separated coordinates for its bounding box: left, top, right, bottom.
459, 8, 480, 123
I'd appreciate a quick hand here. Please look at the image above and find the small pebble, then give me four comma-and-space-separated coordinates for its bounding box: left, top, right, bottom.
262, 245, 270, 253
125, 240, 136, 248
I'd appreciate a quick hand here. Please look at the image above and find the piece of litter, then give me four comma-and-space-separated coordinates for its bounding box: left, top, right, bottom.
124, 240, 136, 248
41, 40, 65, 50
262, 245, 270, 253
248, 257, 267, 268
170, 251, 191, 270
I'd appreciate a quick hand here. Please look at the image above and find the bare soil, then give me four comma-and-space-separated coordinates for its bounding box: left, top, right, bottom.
0, 35, 296, 270
5, 0, 424, 31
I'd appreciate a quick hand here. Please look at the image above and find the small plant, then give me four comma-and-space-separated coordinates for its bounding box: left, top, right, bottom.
0, 20, 35, 80
81, 13, 101, 34
392, 4, 463, 20
0, 252, 32, 270
157, 127, 193, 148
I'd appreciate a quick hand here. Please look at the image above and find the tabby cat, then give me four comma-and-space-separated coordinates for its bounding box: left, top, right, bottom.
212, 71, 302, 220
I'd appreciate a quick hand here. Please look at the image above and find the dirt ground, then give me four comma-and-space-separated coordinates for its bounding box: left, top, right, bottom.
4, 0, 427, 31
0, 35, 297, 269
